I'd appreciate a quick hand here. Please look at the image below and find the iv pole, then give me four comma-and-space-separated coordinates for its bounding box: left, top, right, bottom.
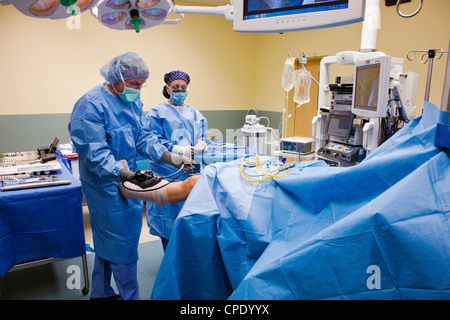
406, 48, 449, 102
435, 41, 450, 149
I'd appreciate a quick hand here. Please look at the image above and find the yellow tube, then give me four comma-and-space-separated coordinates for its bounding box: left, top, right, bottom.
240, 154, 290, 183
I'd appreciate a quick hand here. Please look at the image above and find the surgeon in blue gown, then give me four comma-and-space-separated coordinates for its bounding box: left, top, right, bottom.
69, 53, 193, 300
146, 70, 209, 251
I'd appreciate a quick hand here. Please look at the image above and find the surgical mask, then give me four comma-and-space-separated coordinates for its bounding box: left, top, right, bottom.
111, 82, 141, 103
170, 91, 188, 105
119, 85, 141, 103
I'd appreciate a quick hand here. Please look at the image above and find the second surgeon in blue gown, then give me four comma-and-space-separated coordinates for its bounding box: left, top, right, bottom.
146, 71, 209, 250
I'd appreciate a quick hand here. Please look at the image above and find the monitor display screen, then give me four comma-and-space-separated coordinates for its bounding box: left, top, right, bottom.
244, 0, 349, 21
351, 55, 391, 118
326, 110, 354, 139
232, 0, 365, 33
353, 63, 381, 112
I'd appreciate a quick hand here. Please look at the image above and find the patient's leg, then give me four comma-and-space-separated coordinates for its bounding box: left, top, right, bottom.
166, 174, 199, 203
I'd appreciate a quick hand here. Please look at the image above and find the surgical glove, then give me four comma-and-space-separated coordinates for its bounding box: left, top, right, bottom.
120, 169, 135, 181
161, 150, 194, 172
194, 140, 208, 153
172, 145, 194, 157
128, 170, 163, 188
119, 159, 135, 181
137, 176, 163, 188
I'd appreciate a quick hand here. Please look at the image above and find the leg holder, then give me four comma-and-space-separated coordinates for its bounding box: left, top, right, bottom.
118, 180, 171, 206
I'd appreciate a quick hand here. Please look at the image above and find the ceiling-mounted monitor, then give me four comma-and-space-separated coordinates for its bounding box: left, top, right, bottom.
232, 0, 365, 33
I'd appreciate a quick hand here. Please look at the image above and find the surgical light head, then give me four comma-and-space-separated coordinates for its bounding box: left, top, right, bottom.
100, 52, 150, 84
4, 0, 95, 19
91, 0, 172, 33
2, 0, 233, 33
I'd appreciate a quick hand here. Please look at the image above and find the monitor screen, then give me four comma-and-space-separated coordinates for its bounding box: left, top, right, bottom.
233, 0, 365, 33
245, 0, 348, 21
354, 64, 380, 112
326, 110, 354, 139
352, 55, 391, 118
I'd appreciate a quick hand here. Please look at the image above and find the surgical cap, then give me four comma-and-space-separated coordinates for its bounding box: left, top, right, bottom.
164, 70, 190, 85
162, 70, 190, 98
100, 52, 150, 84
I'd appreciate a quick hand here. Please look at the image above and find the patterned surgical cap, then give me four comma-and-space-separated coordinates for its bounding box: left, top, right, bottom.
164, 70, 190, 85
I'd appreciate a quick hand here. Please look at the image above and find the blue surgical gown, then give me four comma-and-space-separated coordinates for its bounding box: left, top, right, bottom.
69, 84, 166, 264
146, 101, 209, 240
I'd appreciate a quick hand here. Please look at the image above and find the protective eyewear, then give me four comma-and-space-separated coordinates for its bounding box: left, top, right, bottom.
167, 83, 190, 92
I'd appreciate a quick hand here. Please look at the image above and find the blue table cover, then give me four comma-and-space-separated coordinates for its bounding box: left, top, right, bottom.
151, 102, 450, 300
0, 154, 86, 277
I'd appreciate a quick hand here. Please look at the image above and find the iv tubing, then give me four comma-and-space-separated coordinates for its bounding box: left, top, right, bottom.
240, 154, 290, 183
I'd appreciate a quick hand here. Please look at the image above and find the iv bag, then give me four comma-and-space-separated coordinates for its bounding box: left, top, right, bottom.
281, 57, 296, 92
293, 67, 312, 105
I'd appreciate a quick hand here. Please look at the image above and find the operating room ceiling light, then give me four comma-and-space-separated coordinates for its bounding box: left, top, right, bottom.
1, 0, 233, 33
91, 0, 172, 33
4, 0, 94, 19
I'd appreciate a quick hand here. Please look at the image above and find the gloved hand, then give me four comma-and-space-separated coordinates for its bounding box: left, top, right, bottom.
119, 160, 162, 188
194, 140, 208, 154
161, 150, 194, 172
119, 159, 135, 181
172, 145, 194, 157
129, 170, 162, 188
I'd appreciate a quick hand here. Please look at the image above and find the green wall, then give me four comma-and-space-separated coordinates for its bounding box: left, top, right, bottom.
0, 114, 72, 153
0, 110, 282, 153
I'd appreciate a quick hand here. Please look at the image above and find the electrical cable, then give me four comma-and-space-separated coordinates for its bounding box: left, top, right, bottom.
383, 98, 409, 138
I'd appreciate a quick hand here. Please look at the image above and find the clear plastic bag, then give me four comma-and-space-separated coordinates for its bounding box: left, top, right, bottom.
293, 66, 312, 105
281, 57, 296, 92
